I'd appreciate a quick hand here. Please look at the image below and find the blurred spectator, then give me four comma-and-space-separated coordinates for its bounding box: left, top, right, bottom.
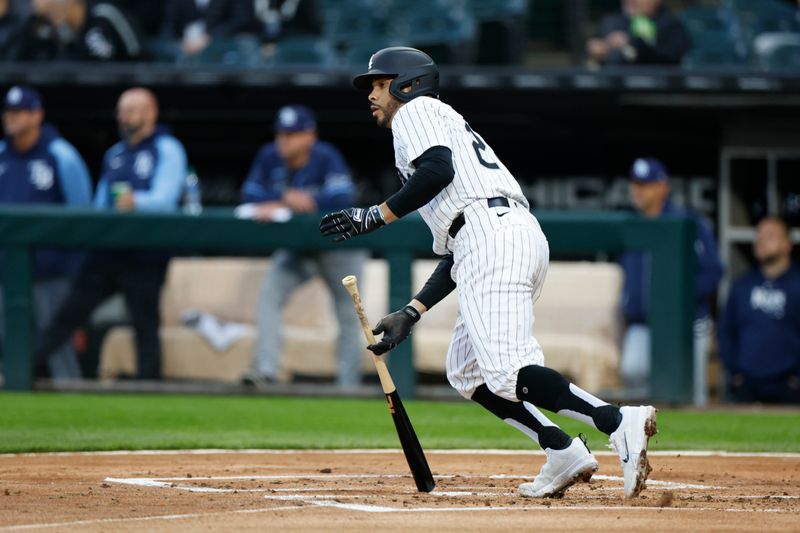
717, 216, 800, 404
619, 157, 723, 405
586, 0, 691, 66
115, 0, 167, 38
0, 85, 92, 380
10, 0, 60, 61
0, 0, 23, 59
54, 0, 144, 61
161, 0, 254, 58
238, 105, 367, 389
253, 0, 321, 50
34, 88, 187, 380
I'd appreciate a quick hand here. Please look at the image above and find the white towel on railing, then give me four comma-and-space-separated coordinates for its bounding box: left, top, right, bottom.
180, 309, 250, 352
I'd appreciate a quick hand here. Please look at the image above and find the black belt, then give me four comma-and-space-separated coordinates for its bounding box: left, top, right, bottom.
448, 197, 510, 238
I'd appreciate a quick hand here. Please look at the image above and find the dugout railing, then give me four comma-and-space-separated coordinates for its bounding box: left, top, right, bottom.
0, 206, 694, 403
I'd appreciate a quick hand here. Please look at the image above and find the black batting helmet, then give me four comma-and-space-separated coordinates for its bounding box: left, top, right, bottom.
352, 47, 439, 103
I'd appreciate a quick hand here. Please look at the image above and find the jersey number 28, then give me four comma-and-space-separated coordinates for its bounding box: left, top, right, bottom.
465, 123, 499, 170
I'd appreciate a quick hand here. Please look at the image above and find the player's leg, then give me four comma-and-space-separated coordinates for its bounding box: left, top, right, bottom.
456, 207, 654, 498
317, 249, 369, 388
33, 253, 116, 373
248, 250, 310, 384
33, 278, 81, 380
447, 307, 596, 499
121, 258, 168, 380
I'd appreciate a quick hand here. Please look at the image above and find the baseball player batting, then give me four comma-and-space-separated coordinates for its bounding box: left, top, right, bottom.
320, 47, 658, 499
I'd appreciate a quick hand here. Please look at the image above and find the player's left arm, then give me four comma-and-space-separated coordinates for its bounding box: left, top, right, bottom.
319, 146, 454, 241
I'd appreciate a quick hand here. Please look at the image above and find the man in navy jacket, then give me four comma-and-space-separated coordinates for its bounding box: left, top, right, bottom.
718, 216, 800, 404
239, 105, 367, 389
35, 87, 186, 380
0, 85, 92, 379
619, 157, 723, 405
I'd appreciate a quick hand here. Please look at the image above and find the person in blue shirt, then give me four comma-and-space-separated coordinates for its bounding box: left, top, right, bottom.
34, 87, 187, 380
619, 157, 723, 405
240, 105, 367, 389
718, 216, 800, 404
0, 85, 92, 380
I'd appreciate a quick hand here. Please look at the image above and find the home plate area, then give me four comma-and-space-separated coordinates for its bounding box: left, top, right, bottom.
102, 450, 800, 515
2, 450, 798, 532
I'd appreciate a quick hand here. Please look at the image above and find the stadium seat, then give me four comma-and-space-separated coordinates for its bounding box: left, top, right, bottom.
680, 5, 734, 36
388, 0, 477, 64
465, 0, 528, 21
682, 32, 749, 68
177, 36, 261, 67
725, 0, 800, 36
324, 0, 392, 52
266, 36, 337, 66
339, 37, 397, 66
754, 33, 800, 70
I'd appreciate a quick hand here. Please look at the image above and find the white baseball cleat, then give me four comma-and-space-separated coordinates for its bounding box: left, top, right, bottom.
519, 436, 599, 498
608, 405, 658, 498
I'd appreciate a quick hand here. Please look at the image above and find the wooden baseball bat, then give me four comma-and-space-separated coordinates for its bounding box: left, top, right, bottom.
342, 275, 435, 493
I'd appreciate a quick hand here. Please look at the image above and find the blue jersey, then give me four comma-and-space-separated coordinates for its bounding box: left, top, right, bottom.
95, 126, 186, 211
620, 200, 724, 323
241, 140, 355, 209
0, 124, 92, 279
717, 264, 800, 379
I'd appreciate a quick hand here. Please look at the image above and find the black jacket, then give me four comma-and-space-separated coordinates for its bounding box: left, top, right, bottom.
161, 0, 254, 39
66, 2, 144, 61
7, 14, 59, 61
594, 6, 692, 65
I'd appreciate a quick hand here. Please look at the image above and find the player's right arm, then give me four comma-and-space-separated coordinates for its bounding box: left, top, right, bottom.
319, 145, 455, 240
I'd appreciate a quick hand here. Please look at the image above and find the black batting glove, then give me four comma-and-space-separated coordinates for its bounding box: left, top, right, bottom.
367, 305, 421, 355
319, 205, 385, 242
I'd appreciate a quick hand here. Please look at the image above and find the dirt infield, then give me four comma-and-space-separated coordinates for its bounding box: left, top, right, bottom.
0, 450, 798, 532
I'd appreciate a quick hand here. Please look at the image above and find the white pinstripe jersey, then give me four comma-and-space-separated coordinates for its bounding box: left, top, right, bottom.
391, 96, 529, 255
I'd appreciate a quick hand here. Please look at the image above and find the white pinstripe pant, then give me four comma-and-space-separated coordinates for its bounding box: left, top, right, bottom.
446, 200, 549, 401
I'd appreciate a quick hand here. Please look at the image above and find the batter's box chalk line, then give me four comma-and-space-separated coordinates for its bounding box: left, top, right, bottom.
104, 472, 723, 496
99, 473, 800, 515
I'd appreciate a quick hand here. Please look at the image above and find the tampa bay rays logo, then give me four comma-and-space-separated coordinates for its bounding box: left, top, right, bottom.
134, 152, 154, 179
29, 160, 54, 190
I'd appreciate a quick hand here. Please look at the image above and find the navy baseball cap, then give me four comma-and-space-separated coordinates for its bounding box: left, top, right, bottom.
629, 157, 669, 183
4, 85, 43, 111
274, 105, 316, 133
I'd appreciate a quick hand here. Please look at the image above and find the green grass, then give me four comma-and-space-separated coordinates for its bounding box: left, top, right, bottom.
0, 392, 798, 453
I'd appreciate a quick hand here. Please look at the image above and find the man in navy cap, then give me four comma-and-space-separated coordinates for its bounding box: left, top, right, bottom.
620, 157, 723, 405
0, 85, 92, 379
239, 104, 367, 389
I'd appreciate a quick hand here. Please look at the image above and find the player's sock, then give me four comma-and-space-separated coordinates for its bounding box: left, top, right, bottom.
515, 365, 622, 435
471, 384, 572, 450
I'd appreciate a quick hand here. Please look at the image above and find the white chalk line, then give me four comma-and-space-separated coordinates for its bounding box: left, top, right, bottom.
5, 470, 797, 531
263, 494, 799, 514
105, 473, 717, 493
3, 449, 800, 458
0, 506, 301, 531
